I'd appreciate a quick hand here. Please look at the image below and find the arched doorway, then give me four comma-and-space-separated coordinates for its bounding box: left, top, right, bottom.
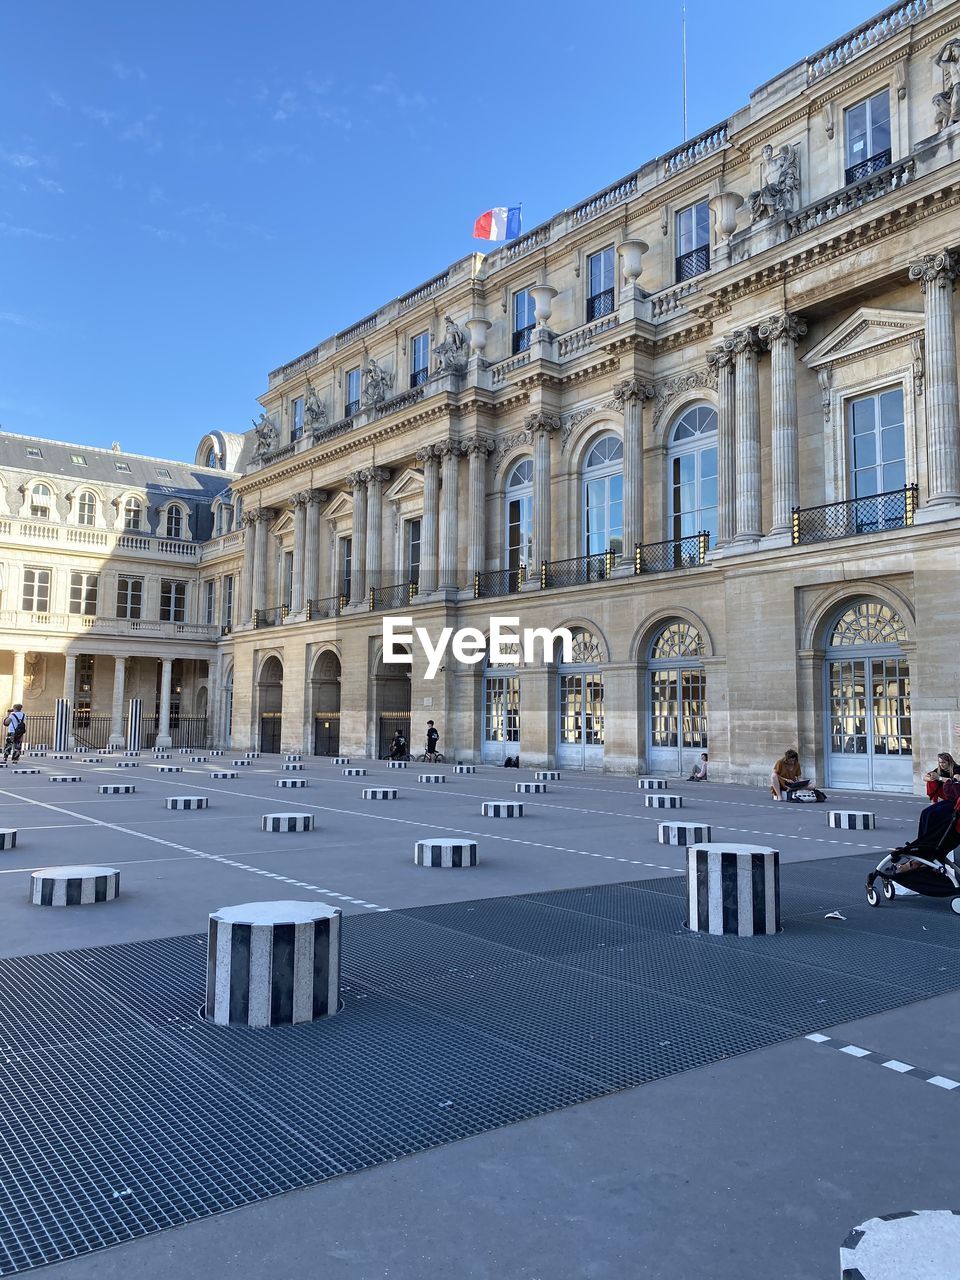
557, 627, 605, 769
647, 620, 707, 775
824, 598, 911, 792
374, 646, 411, 758
312, 650, 341, 756
482, 640, 520, 764
258, 656, 283, 753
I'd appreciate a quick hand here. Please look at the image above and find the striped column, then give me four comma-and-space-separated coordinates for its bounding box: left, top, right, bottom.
687, 844, 780, 936
53, 699, 71, 753
206, 901, 341, 1027
31, 865, 120, 907
126, 698, 142, 753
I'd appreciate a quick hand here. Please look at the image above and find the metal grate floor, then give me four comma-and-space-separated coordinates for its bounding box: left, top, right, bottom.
0, 852, 958, 1272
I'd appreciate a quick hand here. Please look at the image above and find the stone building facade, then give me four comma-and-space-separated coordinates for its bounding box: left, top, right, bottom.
6, 0, 960, 791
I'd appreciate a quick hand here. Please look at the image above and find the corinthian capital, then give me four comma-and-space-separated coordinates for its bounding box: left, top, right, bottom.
731, 327, 761, 356
366, 467, 391, 486
289, 491, 309, 510
613, 378, 655, 406
461, 435, 495, 456
348, 470, 366, 489
415, 447, 436, 466
707, 337, 736, 372
306, 489, 328, 505
523, 410, 562, 434
758, 312, 807, 346
908, 250, 959, 292
434, 438, 459, 458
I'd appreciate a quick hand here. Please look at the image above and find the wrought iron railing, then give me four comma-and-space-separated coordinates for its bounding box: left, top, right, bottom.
845, 148, 892, 186
474, 566, 525, 599
586, 289, 615, 321
409, 367, 429, 388
306, 595, 346, 620
675, 245, 709, 282
634, 533, 710, 574
344, 398, 360, 416
540, 550, 614, 589
512, 325, 534, 354
370, 581, 417, 612
253, 605, 288, 628
791, 484, 917, 546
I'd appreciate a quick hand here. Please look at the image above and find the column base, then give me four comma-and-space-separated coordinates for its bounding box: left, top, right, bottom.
155, 735, 173, 749
108, 734, 124, 747
758, 530, 794, 549
913, 501, 960, 525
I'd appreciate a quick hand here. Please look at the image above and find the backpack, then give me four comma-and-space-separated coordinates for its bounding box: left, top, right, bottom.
8, 712, 25, 740
790, 787, 826, 803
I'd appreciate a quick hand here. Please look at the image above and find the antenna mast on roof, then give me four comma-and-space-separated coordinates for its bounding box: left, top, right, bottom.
682, 2, 688, 141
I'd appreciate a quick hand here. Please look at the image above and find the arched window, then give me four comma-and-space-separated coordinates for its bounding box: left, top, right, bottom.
30, 484, 52, 520
123, 498, 143, 531
206, 446, 218, 469
165, 505, 183, 539
505, 458, 533, 581
582, 435, 623, 556
77, 491, 96, 526
668, 405, 717, 543
647, 618, 707, 775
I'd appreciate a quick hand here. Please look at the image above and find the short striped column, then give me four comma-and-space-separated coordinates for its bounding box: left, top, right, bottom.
190, 756, 208, 763
115, 761, 139, 769
687, 844, 780, 936
332, 757, 350, 765
839, 1209, 960, 1280
244, 752, 261, 759
124, 750, 140, 758
645, 794, 682, 809
828, 810, 876, 830
387, 760, 408, 769
0, 830, 17, 850
178, 748, 192, 755
482, 801, 523, 818
638, 778, 668, 790
262, 813, 313, 832
126, 698, 142, 753
53, 698, 71, 752
284, 754, 302, 763
26, 751, 47, 758
414, 838, 478, 868
454, 765, 476, 774
77, 757, 102, 764
419, 773, 445, 783
210, 749, 224, 757
535, 770, 561, 781
31, 865, 120, 907
166, 796, 208, 810
343, 767, 366, 777
363, 788, 398, 800
277, 778, 307, 789
153, 751, 171, 760
99, 784, 136, 795
212, 770, 239, 779
158, 765, 182, 774
206, 900, 341, 1028
516, 782, 545, 794
658, 822, 711, 845
12, 768, 40, 775
231, 759, 254, 767
49, 775, 81, 783
281, 762, 304, 772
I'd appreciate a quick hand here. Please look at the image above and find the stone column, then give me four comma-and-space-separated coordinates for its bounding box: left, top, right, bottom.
157, 657, 173, 748
709, 341, 737, 546
417, 447, 440, 594
252, 510, 271, 615
349, 471, 368, 605
909, 250, 960, 504
759, 313, 807, 535
438, 441, 461, 592
240, 513, 257, 625
365, 468, 389, 594
303, 490, 325, 607
616, 380, 653, 557
530, 412, 561, 569
464, 436, 494, 583
11, 649, 25, 704
289, 493, 308, 614
63, 652, 77, 747
109, 656, 126, 746
732, 328, 762, 542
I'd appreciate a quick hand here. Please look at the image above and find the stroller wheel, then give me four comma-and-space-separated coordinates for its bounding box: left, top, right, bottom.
866, 885, 880, 907
951, 897, 960, 916
881, 879, 896, 901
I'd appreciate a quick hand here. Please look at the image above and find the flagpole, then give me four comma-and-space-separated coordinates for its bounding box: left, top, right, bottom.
682, 2, 688, 141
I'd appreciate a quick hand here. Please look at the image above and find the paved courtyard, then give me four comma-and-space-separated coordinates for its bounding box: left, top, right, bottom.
0, 755, 955, 1279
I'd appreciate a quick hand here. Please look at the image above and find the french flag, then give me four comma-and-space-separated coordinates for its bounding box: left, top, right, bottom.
473, 205, 522, 242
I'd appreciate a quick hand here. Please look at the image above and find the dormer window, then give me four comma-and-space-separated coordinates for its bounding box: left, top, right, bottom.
77, 491, 96, 526
30, 484, 52, 520
165, 504, 183, 539
844, 90, 891, 184
124, 498, 143, 531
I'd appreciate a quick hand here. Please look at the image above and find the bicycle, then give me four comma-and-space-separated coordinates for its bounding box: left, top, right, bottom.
415, 750, 445, 764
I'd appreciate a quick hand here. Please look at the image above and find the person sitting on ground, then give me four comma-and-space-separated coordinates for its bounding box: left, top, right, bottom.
770, 749, 807, 800
1, 704, 27, 766
687, 752, 708, 781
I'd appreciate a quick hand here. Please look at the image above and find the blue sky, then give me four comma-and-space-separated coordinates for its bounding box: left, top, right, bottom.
2, 0, 873, 459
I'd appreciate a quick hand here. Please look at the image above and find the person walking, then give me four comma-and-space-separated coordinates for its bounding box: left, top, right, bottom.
1, 704, 27, 765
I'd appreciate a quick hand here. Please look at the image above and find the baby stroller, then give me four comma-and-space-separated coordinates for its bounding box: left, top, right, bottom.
865, 798, 960, 913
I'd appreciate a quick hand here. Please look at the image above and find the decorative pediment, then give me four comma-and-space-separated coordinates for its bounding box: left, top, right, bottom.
324, 491, 353, 521
385, 468, 424, 503
802, 307, 924, 370
271, 510, 294, 538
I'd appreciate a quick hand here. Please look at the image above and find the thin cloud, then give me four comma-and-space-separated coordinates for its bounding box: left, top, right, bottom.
0, 222, 59, 240
140, 223, 184, 244
0, 312, 44, 330
82, 105, 117, 128
48, 89, 69, 109
0, 148, 40, 169
37, 177, 64, 195
111, 60, 146, 81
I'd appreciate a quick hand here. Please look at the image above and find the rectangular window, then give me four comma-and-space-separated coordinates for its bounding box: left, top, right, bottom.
281, 551, 294, 609
410, 332, 430, 387
513, 288, 536, 354
484, 675, 520, 743
291, 396, 304, 442
76, 655, 94, 714
405, 517, 421, 585
844, 90, 891, 184
222, 574, 234, 629
586, 247, 615, 320
204, 579, 215, 625
675, 202, 710, 281
116, 576, 143, 620
847, 386, 907, 531
21, 568, 50, 613
160, 579, 187, 623
337, 537, 352, 599
114, 461, 131, 473
24, 446, 42, 459
70, 454, 87, 466
345, 368, 361, 416
69, 571, 99, 616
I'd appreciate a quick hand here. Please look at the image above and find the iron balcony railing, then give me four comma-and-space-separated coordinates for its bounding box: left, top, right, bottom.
253, 605, 288, 628
540, 550, 614, 589
344, 398, 360, 417
586, 288, 615, 321
512, 325, 534, 354
844, 148, 892, 186
474, 566, 525, 599
791, 484, 917, 546
634, 532, 710, 574
306, 595, 347, 620
675, 244, 709, 282
369, 581, 418, 612
409, 367, 429, 388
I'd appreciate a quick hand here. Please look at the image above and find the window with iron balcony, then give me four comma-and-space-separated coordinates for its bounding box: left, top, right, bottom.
345, 368, 361, 416
675, 201, 710, 282
410, 332, 430, 388
586, 247, 615, 321
512, 287, 535, 354
844, 90, 891, 185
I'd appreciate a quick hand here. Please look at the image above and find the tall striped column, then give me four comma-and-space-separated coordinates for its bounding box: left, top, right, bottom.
126, 698, 143, 753
53, 699, 71, 753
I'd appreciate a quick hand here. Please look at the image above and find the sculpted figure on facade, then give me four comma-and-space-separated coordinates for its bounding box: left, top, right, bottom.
933, 39, 960, 130
304, 382, 327, 431
251, 412, 279, 459
748, 143, 800, 221
434, 316, 469, 374
361, 357, 393, 407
